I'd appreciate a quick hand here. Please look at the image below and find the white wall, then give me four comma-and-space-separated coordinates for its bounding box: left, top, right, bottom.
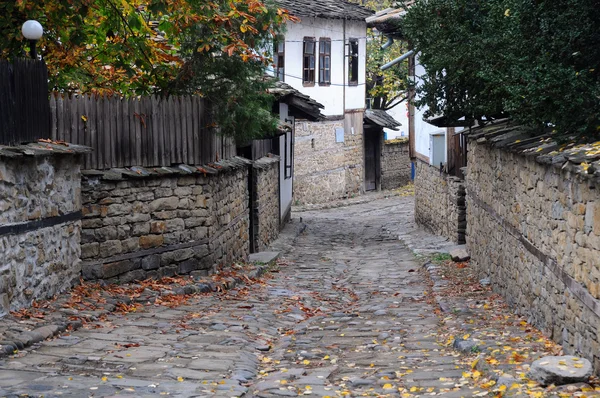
384, 102, 409, 139
281, 17, 367, 116
278, 103, 293, 221
413, 56, 445, 160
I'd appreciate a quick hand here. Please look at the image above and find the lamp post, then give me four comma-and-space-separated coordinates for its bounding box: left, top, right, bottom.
21, 20, 43, 59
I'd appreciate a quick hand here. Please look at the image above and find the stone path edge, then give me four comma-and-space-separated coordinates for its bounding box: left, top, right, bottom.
0, 261, 272, 359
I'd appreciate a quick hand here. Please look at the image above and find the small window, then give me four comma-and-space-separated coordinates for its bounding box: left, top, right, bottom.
303, 37, 316, 86
319, 38, 331, 86
348, 38, 359, 85
284, 131, 292, 179
274, 37, 285, 81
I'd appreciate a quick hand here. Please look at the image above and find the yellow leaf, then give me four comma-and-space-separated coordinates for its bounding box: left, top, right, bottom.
498, 385, 507, 392
504, 8, 510, 16
323, 355, 330, 360
472, 370, 481, 380
471, 357, 480, 369
383, 383, 394, 389
303, 360, 311, 365
117, 375, 123, 379
177, 376, 184, 382
240, 25, 248, 33
574, 363, 584, 368
463, 334, 470, 340
305, 385, 312, 390
81, 115, 88, 122
410, 386, 418, 392
101, 376, 107, 382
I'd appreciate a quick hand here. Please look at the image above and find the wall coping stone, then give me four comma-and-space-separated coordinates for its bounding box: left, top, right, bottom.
82, 156, 252, 180
0, 141, 91, 159
465, 119, 600, 183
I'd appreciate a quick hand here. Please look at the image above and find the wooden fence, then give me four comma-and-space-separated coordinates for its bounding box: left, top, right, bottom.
49, 93, 236, 170
0, 59, 50, 146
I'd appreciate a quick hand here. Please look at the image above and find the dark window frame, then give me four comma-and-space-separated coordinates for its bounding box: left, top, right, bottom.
318, 38, 331, 86
303, 37, 316, 86
348, 38, 359, 86
284, 131, 293, 179
274, 36, 285, 81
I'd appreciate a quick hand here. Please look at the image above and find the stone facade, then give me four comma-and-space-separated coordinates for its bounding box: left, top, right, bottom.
0, 155, 82, 314
80, 166, 250, 283
414, 160, 466, 243
253, 156, 280, 252
293, 112, 365, 204
466, 140, 600, 371
381, 140, 411, 190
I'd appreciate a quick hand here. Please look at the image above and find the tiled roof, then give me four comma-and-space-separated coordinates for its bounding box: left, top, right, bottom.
364, 109, 401, 130
366, 6, 407, 37
276, 0, 373, 21
267, 79, 325, 121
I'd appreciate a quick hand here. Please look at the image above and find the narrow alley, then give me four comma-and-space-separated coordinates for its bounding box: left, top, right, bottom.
0, 195, 579, 397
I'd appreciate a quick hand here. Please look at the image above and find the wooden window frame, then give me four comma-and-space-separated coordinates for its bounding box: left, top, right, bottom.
348, 38, 359, 86
318, 38, 331, 86
303, 37, 316, 86
274, 37, 285, 81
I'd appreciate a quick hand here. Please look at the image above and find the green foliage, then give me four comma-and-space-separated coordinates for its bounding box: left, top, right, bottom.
350, 0, 410, 110
403, 0, 600, 139
0, 0, 295, 142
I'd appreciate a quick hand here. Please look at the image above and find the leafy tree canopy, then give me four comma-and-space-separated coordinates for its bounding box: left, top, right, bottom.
403, 0, 600, 139
350, 0, 410, 111
0, 0, 298, 140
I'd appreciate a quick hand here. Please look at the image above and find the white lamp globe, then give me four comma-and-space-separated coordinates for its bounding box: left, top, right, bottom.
22, 20, 43, 41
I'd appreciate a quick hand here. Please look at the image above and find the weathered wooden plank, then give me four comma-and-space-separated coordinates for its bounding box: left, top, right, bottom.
56, 94, 65, 142
103, 94, 112, 168
134, 97, 142, 166
128, 97, 136, 167
151, 95, 161, 167
96, 95, 104, 169
82, 94, 92, 169
185, 96, 193, 164
192, 97, 200, 165
174, 96, 183, 164
168, 96, 176, 165
87, 94, 97, 169
49, 94, 57, 141
121, 97, 130, 168
70, 94, 78, 145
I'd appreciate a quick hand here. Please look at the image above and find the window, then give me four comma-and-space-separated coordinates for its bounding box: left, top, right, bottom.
274, 37, 285, 81
319, 38, 331, 85
348, 38, 359, 85
303, 37, 316, 85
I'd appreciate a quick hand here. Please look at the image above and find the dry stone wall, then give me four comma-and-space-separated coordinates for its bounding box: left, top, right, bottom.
466, 140, 600, 371
80, 164, 250, 283
414, 160, 466, 243
294, 112, 364, 204
0, 155, 82, 314
381, 140, 411, 190
253, 156, 280, 252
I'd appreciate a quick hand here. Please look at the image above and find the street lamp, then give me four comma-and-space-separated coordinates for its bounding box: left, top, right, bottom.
21, 20, 43, 59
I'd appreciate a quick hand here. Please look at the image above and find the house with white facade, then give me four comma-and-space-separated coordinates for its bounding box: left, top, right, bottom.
271, 0, 375, 204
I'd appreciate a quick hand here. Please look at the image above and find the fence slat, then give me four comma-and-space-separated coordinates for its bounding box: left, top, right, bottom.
151, 96, 160, 166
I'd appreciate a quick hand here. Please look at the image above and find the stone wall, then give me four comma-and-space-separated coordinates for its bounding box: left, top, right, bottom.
0, 155, 82, 314
80, 162, 250, 283
293, 111, 364, 204
414, 160, 466, 243
252, 156, 280, 252
466, 140, 600, 370
381, 140, 411, 190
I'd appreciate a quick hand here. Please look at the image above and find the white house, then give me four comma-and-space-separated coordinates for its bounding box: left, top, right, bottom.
270, 0, 375, 204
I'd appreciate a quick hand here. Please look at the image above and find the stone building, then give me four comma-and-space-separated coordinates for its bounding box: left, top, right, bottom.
271, 0, 374, 204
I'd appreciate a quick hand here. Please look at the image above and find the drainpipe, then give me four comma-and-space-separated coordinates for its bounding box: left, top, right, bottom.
343, 16, 347, 114
381, 49, 415, 71
381, 35, 394, 50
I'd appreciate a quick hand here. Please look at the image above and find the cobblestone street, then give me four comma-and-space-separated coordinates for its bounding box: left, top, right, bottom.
0, 195, 586, 397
